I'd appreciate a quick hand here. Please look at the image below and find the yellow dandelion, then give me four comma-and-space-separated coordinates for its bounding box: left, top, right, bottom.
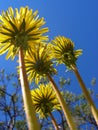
51, 36, 82, 68
0, 6, 48, 59
25, 43, 56, 84
31, 83, 61, 118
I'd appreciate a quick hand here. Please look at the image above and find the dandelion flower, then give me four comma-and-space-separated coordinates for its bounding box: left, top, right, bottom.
51, 36, 82, 68
0, 6, 48, 59
31, 83, 61, 118
25, 43, 56, 84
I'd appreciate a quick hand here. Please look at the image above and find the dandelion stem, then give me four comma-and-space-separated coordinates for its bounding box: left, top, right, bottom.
47, 74, 77, 130
71, 64, 98, 125
19, 48, 40, 130
49, 112, 59, 130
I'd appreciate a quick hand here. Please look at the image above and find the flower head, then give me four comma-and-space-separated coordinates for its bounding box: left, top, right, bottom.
0, 6, 48, 59
25, 43, 56, 84
31, 83, 61, 118
51, 36, 82, 68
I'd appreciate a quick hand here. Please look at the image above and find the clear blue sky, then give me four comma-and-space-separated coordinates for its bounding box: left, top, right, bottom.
0, 0, 98, 104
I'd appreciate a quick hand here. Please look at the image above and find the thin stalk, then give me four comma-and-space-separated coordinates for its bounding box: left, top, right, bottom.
19, 48, 40, 130
47, 74, 77, 130
58, 110, 66, 130
71, 64, 98, 125
49, 112, 59, 130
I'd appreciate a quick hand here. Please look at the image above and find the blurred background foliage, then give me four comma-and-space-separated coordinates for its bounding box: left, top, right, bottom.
0, 69, 97, 130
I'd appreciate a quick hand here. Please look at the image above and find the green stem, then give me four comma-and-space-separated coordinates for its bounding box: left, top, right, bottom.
47, 74, 77, 130
71, 64, 98, 125
19, 48, 40, 130
49, 112, 59, 130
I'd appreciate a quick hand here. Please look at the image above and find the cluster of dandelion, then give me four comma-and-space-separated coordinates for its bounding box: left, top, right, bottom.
0, 6, 98, 130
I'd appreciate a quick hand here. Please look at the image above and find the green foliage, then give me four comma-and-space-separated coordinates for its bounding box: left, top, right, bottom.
0, 69, 27, 129
15, 120, 28, 130
61, 89, 98, 129
0, 69, 98, 129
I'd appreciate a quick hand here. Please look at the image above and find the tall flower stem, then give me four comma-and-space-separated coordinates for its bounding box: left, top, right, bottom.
49, 112, 59, 130
47, 74, 77, 130
71, 64, 98, 125
19, 48, 40, 130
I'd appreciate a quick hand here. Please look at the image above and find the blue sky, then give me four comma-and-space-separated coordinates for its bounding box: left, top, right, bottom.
0, 0, 98, 104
